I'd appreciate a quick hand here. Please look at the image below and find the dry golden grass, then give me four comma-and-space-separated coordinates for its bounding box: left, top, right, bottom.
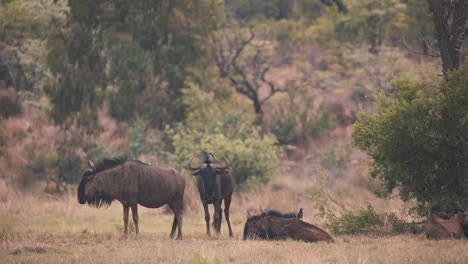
1, 195, 468, 264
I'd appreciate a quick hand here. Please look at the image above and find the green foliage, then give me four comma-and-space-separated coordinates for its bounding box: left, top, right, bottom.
387, 213, 424, 234
326, 205, 384, 235
352, 70, 468, 212
46, 0, 219, 130
0, 0, 65, 94
318, 144, 351, 172
269, 92, 335, 145
165, 123, 280, 191
127, 117, 161, 161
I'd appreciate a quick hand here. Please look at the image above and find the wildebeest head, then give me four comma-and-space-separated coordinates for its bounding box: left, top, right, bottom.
243, 210, 269, 239
77, 160, 113, 207
188, 153, 229, 204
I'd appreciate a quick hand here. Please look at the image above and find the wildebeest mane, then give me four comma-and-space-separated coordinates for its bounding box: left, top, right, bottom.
265, 209, 297, 218
94, 156, 129, 173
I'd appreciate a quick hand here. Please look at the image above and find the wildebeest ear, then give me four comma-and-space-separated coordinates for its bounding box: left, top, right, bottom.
247, 211, 251, 219
88, 160, 96, 171
191, 169, 200, 176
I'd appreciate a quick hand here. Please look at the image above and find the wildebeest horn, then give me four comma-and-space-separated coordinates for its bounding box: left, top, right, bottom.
216, 156, 230, 170
88, 160, 96, 171
188, 157, 200, 170
247, 211, 251, 218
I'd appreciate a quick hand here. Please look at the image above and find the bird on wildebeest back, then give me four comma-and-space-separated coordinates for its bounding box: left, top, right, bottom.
77, 157, 185, 239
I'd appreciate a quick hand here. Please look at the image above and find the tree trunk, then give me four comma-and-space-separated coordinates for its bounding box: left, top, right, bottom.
253, 97, 263, 126
428, 0, 468, 77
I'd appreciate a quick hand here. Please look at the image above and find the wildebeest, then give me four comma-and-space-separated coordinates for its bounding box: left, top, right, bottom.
243, 208, 334, 243
425, 209, 467, 240
188, 152, 233, 237
77, 158, 185, 239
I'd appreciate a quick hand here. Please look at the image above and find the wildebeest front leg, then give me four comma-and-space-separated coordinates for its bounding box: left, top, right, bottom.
213, 201, 221, 234
131, 204, 139, 236
123, 205, 130, 236
224, 195, 234, 237
203, 201, 211, 236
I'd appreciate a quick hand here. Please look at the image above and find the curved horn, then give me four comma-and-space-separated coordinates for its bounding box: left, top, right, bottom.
216, 156, 230, 170
188, 157, 200, 170
88, 160, 96, 171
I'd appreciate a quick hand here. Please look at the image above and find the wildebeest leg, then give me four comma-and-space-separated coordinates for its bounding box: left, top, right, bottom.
169, 214, 177, 239
169, 200, 184, 239
224, 195, 234, 237
213, 201, 221, 234
131, 204, 139, 236
123, 205, 130, 236
203, 202, 211, 236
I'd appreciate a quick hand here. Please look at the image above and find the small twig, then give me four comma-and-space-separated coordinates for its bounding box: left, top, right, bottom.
400, 41, 440, 58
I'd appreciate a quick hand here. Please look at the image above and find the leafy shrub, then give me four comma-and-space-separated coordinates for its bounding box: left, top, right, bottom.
326, 205, 384, 235
353, 70, 468, 212
165, 123, 280, 191
318, 144, 351, 172
127, 117, 161, 160
387, 213, 424, 234
269, 94, 334, 145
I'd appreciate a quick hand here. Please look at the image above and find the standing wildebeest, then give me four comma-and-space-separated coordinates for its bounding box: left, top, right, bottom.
188, 152, 233, 237
243, 209, 334, 243
425, 209, 467, 240
77, 158, 185, 239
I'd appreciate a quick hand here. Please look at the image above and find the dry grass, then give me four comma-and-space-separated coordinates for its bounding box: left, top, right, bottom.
1, 195, 467, 264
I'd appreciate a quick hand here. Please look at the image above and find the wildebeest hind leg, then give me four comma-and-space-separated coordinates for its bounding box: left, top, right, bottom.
123, 205, 130, 236
169, 214, 177, 239
130, 204, 139, 236
169, 200, 183, 239
224, 195, 234, 237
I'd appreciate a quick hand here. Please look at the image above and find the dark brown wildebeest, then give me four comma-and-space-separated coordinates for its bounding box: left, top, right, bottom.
188, 152, 233, 237
77, 157, 185, 239
425, 209, 467, 240
243, 209, 334, 243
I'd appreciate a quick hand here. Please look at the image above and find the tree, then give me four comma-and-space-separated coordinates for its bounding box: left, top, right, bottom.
212, 25, 310, 126
428, 0, 468, 77
47, 0, 218, 129
352, 71, 468, 212
0, 0, 64, 92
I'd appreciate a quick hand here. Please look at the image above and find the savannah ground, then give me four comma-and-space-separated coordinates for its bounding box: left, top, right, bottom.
1, 193, 468, 264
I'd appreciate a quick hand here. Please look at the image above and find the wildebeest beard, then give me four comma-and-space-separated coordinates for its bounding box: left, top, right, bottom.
77, 180, 113, 208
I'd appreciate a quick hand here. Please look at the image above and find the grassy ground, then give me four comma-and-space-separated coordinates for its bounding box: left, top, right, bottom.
1, 196, 468, 264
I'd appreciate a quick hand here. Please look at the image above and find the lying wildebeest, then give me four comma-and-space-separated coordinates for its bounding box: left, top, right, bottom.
425, 209, 467, 240
77, 157, 185, 239
188, 152, 233, 237
243, 208, 334, 243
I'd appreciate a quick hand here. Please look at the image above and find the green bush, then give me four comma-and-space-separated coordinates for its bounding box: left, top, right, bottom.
387, 213, 424, 234
352, 70, 468, 212
326, 205, 384, 235
165, 123, 280, 191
